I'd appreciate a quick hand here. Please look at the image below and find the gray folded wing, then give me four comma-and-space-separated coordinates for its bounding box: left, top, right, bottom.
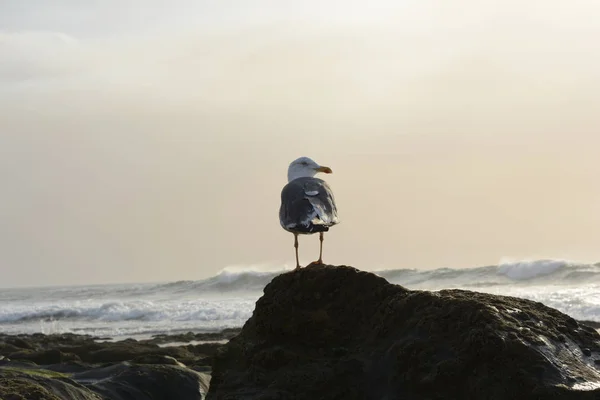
279, 177, 339, 233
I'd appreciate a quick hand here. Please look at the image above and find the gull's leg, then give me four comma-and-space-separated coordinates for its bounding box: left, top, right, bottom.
294, 233, 300, 269
317, 231, 324, 264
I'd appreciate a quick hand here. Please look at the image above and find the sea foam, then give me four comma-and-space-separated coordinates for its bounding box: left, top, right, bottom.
1, 259, 599, 339
497, 259, 569, 280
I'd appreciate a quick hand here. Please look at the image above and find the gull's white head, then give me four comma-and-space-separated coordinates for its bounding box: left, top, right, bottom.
287, 157, 332, 182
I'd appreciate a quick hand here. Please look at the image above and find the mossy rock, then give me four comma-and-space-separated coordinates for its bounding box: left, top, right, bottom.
0, 367, 100, 400
209, 264, 600, 400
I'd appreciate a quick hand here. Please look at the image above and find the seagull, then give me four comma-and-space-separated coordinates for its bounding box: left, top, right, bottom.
279, 157, 339, 269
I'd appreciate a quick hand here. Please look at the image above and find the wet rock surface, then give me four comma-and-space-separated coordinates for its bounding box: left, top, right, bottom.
0, 328, 239, 399
209, 264, 600, 400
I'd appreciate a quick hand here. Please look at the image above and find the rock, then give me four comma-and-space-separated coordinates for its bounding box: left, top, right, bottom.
8, 349, 81, 365
84, 343, 159, 363
142, 329, 240, 346
192, 365, 212, 374
0, 365, 101, 400
61, 341, 195, 365
0, 328, 231, 399
0, 360, 36, 369
580, 320, 600, 330
185, 343, 224, 357
7, 338, 35, 350
0, 329, 230, 367
89, 364, 209, 400
209, 264, 600, 400
45, 361, 97, 374
132, 354, 187, 367
1, 361, 210, 400
0, 343, 25, 356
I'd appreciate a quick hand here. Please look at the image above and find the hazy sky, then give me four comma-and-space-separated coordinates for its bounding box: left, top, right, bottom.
2, 0, 600, 287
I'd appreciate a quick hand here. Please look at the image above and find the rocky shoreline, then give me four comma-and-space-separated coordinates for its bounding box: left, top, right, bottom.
3, 265, 600, 399
3, 324, 599, 399
209, 264, 600, 399
0, 328, 239, 399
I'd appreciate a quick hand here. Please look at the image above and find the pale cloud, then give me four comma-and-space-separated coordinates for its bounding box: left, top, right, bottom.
0, 31, 83, 83
2, 1, 600, 287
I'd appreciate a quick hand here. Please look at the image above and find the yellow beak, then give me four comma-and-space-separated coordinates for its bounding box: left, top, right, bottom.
315, 166, 332, 174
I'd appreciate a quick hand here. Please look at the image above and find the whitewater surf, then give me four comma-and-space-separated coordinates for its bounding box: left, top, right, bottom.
2, 259, 599, 340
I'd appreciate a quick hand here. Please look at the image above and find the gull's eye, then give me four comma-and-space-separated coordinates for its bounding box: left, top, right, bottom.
301, 162, 308, 166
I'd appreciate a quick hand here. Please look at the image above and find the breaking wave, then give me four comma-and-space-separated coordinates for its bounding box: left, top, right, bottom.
2, 259, 599, 338
148, 259, 600, 294
377, 259, 599, 288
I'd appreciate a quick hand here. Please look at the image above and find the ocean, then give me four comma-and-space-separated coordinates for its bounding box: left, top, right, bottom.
2, 259, 600, 340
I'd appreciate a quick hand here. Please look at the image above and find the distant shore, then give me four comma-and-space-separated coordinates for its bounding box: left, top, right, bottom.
0, 328, 241, 399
